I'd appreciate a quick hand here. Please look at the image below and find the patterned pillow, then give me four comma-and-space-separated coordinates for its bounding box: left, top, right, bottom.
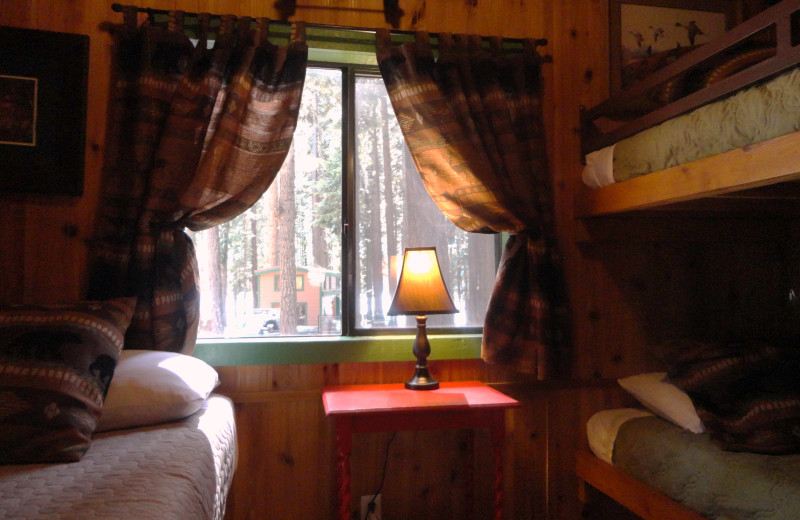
659, 339, 781, 399
0, 297, 136, 463
701, 392, 800, 454
657, 337, 800, 453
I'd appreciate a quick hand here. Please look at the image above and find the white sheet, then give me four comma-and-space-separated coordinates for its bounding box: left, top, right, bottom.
581, 144, 617, 188
586, 408, 653, 464
0, 394, 237, 520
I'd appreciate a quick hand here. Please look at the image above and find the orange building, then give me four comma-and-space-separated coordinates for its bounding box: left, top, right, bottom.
255, 266, 341, 334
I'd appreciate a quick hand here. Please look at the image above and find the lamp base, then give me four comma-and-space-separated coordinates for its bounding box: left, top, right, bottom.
405, 367, 439, 390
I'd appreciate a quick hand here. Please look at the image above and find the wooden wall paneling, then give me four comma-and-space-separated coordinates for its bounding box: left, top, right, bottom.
22, 199, 83, 303
548, 0, 615, 380
548, 387, 587, 520
573, 233, 790, 380
225, 393, 331, 520
0, 0, 118, 304
0, 203, 26, 304
0, 2, 32, 26
356, 428, 479, 519
546, 383, 635, 520
499, 384, 549, 520
783, 221, 800, 337
335, 360, 413, 386
572, 241, 661, 379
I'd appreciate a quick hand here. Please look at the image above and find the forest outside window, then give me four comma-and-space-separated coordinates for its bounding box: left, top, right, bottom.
194, 60, 498, 341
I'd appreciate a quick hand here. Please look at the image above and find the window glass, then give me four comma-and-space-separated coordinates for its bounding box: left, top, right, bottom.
195, 67, 343, 338
353, 75, 495, 330
194, 65, 495, 339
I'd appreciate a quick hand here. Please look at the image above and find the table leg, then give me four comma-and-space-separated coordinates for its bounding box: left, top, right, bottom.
465, 429, 474, 520
334, 418, 353, 520
490, 411, 506, 520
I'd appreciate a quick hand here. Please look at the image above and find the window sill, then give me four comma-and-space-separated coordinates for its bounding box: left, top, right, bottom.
193, 334, 482, 366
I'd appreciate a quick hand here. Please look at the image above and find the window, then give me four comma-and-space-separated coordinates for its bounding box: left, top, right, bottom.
194, 48, 498, 340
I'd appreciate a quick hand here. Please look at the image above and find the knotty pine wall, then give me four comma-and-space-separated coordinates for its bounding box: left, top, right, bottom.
3, 0, 796, 518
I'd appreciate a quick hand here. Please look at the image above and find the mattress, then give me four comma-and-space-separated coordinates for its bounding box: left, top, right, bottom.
582, 67, 800, 188
587, 409, 800, 520
0, 394, 237, 520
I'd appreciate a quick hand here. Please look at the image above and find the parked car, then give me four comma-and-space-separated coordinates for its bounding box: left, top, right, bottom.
260, 317, 279, 334
258, 309, 280, 335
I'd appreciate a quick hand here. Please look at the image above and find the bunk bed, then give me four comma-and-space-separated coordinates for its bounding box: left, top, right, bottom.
576, 1, 800, 519
577, 408, 800, 520
577, 0, 800, 218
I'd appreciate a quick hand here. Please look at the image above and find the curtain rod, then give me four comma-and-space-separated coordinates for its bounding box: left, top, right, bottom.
110, 3, 547, 48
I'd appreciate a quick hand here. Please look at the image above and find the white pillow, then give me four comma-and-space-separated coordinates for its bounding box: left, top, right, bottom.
587, 408, 654, 464
617, 372, 705, 434
97, 350, 220, 432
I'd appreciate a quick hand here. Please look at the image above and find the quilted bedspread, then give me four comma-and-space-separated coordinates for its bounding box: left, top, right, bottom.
0, 395, 237, 520
614, 416, 800, 520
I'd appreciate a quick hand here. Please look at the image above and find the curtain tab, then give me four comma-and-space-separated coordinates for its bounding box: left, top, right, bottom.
523, 38, 547, 55
467, 34, 482, 55
291, 21, 306, 43
489, 36, 503, 57
218, 15, 236, 37
415, 31, 432, 54
194, 13, 210, 51
257, 18, 271, 46
431, 32, 447, 54
237, 17, 253, 46
375, 28, 392, 52
122, 5, 138, 30
452, 34, 470, 54
167, 10, 184, 33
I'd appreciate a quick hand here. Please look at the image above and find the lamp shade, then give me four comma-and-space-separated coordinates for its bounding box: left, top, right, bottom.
387, 247, 458, 316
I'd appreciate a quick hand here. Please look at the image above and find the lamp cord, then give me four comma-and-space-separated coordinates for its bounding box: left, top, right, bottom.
369, 431, 397, 509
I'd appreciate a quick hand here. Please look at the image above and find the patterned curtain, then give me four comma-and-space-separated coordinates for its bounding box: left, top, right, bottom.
376, 29, 567, 377
89, 7, 308, 353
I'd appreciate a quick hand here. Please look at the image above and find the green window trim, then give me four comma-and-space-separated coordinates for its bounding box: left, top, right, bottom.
193, 334, 482, 366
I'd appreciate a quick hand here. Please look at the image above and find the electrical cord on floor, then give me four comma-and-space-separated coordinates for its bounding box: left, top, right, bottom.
367, 431, 397, 518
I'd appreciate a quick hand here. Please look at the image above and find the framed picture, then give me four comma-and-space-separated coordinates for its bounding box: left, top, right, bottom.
609, 0, 737, 93
0, 26, 89, 196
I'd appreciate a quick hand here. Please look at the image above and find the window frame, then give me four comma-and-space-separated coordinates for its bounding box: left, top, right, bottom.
331, 60, 498, 338
195, 46, 500, 364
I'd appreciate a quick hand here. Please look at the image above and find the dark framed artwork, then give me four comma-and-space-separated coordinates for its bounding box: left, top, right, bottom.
609, 0, 738, 93
0, 26, 89, 196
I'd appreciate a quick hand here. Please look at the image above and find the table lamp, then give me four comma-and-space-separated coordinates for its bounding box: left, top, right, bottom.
387, 247, 458, 390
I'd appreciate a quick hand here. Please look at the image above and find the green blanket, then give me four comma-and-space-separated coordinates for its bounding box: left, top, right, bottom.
613, 416, 800, 520
613, 67, 800, 182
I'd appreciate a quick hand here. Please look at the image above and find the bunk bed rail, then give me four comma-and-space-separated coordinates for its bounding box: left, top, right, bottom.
580, 0, 800, 157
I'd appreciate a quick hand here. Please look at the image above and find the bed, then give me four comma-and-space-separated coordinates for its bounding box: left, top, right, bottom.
0, 394, 237, 520
579, 409, 800, 520
577, 367, 800, 520
0, 299, 236, 520
577, 0, 800, 217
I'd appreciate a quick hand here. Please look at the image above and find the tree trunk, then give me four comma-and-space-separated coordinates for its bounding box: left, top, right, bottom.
205, 226, 224, 335
310, 91, 329, 269
208, 223, 230, 335
250, 213, 259, 309
265, 179, 280, 269
380, 96, 398, 295
278, 145, 298, 334
369, 127, 385, 325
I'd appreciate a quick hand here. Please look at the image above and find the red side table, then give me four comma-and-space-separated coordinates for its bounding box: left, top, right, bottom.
322, 381, 519, 520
